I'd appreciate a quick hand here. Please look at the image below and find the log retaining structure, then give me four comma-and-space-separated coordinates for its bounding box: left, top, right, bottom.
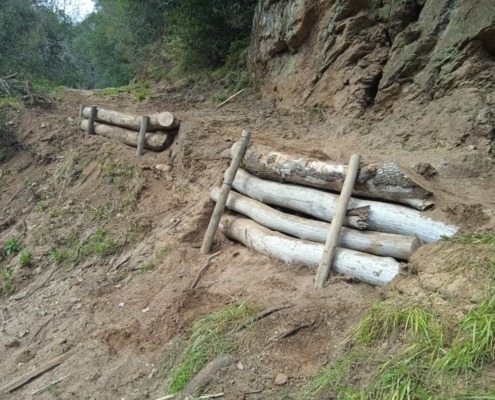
211, 141, 459, 287
79, 105, 179, 152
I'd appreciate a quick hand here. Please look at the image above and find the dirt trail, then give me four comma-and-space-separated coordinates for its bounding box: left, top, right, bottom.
0, 87, 494, 400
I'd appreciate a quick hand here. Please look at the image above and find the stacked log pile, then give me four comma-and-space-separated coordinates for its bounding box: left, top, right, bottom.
211, 141, 459, 287
79, 106, 179, 151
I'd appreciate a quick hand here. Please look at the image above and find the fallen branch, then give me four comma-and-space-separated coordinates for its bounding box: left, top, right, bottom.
183, 355, 233, 398
0, 347, 77, 394
190, 251, 222, 289
232, 169, 458, 243
220, 216, 400, 286
31, 374, 72, 395
216, 88, 246, 109
236, 305, 293, 332
230, 142, 434, 210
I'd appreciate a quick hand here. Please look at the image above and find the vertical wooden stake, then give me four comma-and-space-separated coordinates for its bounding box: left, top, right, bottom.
85, 106, 97, 136
79, 105, 84, 119
200, 130, 251, 254
136, 116, 149, 156
315, 154, 361, 288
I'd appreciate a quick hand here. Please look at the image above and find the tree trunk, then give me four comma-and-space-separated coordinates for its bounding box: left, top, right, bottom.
232, 169, 458, 243
230, 142, 434, 210
212, 189, 418, 260
82, 107, 178, 131
220, 216, 400, 286
80, 120, 171, 151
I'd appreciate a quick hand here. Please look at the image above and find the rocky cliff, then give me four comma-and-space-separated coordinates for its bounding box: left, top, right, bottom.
249, 0, 495, 154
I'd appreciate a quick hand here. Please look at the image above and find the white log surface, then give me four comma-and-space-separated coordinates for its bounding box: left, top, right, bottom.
230, 142, 434, 210
232, 169, 458, 243
211, 189, 418, 260
220, 216, 400, 286
81, 120, 170, 151
82, 106, 178, 130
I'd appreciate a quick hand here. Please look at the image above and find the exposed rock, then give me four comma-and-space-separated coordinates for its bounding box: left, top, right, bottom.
250, 0, 495, 119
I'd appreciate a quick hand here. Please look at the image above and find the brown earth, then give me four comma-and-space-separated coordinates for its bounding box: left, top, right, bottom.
0, 81, 494, 400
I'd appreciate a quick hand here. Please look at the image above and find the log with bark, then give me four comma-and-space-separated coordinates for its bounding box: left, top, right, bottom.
220, 216, 400, 286
231, 169, 458, 243
80, 120, 172, 151
82, 106, 178, 131
230, 142, 434, 210
211, 189, 418, 260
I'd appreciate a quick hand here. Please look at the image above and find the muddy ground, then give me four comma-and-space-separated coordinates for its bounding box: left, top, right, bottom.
0, 85, 494, 400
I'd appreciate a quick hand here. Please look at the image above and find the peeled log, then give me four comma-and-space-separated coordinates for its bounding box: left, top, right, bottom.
212, 189, 418, 260
232, 169, 458, 243
82, 106, 178, 131
220, 216, 400, 286
80, 120, 170, 151
231, 142, 434, 210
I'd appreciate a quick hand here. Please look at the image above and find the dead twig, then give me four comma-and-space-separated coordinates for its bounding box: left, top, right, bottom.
29, 315, 54, 344
216, 89, 246, 109
190, 251, 222, 289
236, 304, 293, 332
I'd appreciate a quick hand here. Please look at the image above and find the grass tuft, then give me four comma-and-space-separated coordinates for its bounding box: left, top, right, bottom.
354, 301, 438, 345
168, 302, 260, 393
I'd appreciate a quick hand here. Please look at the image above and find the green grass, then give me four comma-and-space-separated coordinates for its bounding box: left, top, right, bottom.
168, 302, 260, 393
3, 237, 20, 255
140, 244, 175, 273
1, 266, 15, 296
354, 301, 438, 346
18, 250, 32, 267
80, 228, 118, 257
444, 231, 495, 246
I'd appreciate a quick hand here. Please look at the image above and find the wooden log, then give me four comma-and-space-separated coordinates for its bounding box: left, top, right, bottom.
220, 216, 400, 286
316, 154, 361, 288
211, 189, 418, 260
230, 142, 434, 211
80, 120, 171, 151
136, 116, 149, 156
216, 88, 246, 109
183, 354, 233, 398
82, 106, 178, 130
0, 347, 77, 394
232, 169, 458, 243
200, 130, 250, 254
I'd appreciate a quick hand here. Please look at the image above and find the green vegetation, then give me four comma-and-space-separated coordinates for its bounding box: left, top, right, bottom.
18, 250, 32, 267
3, 237, 20, 255
168, 302, 260, 393
140, 244, 175, 272
1, 267, 14, 296
302, 231, 495, 400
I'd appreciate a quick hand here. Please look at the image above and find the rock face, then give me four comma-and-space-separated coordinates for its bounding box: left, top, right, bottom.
249, 0, 495, 120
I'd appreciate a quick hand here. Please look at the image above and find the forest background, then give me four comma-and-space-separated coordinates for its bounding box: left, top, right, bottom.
0, 0, 255, 90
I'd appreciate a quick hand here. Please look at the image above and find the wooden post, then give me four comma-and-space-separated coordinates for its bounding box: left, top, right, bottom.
315, 154, 361, 288
79, 105, 84, 119
136, 116, 149, 156
85, 106, 97, 136
200, 130, 251, 254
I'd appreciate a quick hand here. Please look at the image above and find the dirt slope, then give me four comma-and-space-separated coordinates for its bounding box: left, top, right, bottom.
0, 84, 494, 400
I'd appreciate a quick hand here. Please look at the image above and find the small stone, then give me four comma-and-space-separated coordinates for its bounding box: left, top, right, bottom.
118, 302, 125, 307
148, 368, 157, 380
141, 307, 150, 314
7, 120, 15, 126
87, 372, 101, 382
4, 338, 20, 348
156, 164, 171, 172
467, 145, 476, 151
40, 122, 49, 128
274, 373, 288, 385
19, 330, 29, 338
237, 362, 244, 370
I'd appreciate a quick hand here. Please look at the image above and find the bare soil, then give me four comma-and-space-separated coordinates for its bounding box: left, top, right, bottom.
0, 85, 494, 400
